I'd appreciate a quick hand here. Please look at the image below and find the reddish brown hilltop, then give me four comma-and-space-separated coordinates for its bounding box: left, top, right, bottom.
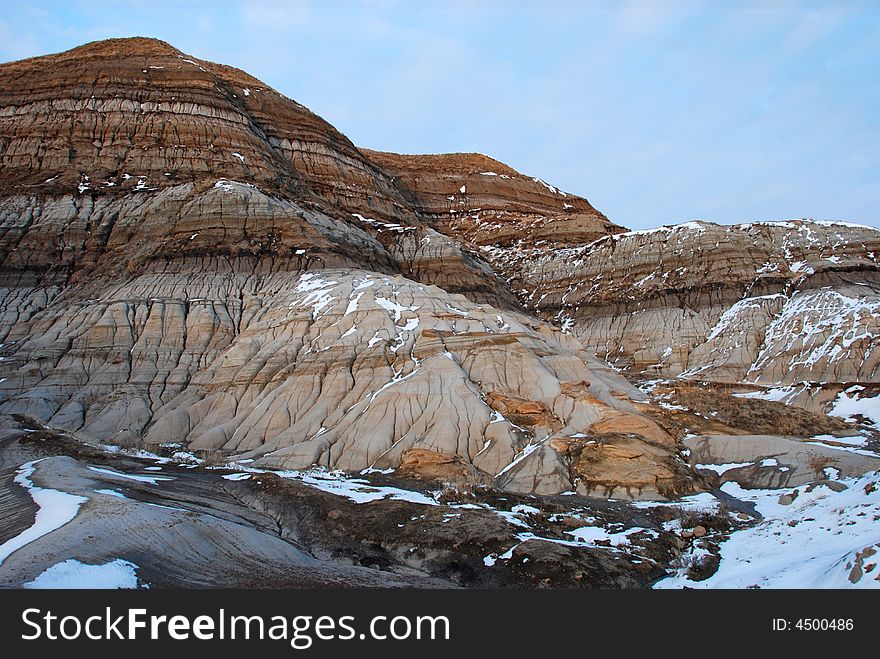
364, 149, 621, 250
0, 36, 538, 307
0, 37, 408, 216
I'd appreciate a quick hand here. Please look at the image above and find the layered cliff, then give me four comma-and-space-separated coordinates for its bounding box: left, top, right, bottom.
0, 37, 515, 309
363, 149, 622, 250
1, 37, 877, 504
0, 38, 694, 500
503, 220, 880, 389
2, 36, 878, 592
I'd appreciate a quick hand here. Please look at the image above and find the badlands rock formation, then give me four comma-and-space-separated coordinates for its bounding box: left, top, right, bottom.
363, 153, 880, 413
0, 37, 694, 501
0, 267, 698, 500
2, 37, 879, 591
489, 220, 880, 389
0, 37, 516, 308
363, 150, 621, 250
0, 38, 877, 504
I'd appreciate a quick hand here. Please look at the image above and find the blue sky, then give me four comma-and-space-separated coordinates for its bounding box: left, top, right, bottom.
1, 1, 878, 230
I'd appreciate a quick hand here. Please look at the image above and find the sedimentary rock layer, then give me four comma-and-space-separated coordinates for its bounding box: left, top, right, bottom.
364, 149, 622, 250
0, 268, 699, 499
499, 220, 880, 385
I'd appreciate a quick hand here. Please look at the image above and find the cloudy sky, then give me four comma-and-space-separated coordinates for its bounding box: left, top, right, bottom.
1, 1, 878, 230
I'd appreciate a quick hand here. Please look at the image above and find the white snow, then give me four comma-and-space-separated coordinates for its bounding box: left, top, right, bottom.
375, 296, 419, 322
496, 442, 541, 477
704, 294, 786, 342
397, 318, 419, 332
213, 178, 254, 193
445, 304, 469, 316
733, 385, 804, 404
221, 473, 252, 481
276, 468, 438, 506
24, 559, 141, 589
567, 525, 656, 547
532, 177, 566, 196
293, 273, 338, 319
88, 466, 173, 485
830, 386, 880, 429
656, 471, 880, 589
631, 491, 721, 512
809, 434, 868, 447
0, 460, 88, 566
344, 290, 365, 316
95, 488, 129, 499
695, 461, 754, 475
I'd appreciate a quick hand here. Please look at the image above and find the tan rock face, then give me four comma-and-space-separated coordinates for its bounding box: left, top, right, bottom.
573, 434, 696, 500
496, 220, 880, 386
0, 267, 693, 499
398, 448, 486, 485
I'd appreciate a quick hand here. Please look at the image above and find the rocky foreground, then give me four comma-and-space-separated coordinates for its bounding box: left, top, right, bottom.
0, 38, 879, 588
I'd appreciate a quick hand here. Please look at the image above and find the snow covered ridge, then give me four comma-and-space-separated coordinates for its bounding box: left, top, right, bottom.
513, 218, 879, 270
586, 217, 880, 249
679, 286, 880, 384
498, 210, 879, 386
746, 288, 880, 381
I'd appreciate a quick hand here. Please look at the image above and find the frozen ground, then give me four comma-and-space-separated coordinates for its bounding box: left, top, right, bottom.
656, 470, 880, 588
24, 558, 141, 589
